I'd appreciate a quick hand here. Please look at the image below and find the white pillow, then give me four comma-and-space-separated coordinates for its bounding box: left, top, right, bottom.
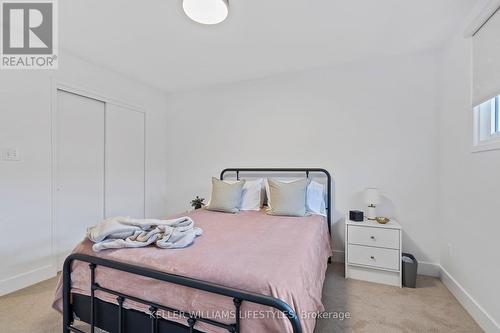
265, 178, 326, 216
306, 180, 327, 216
218, 178, 264, 211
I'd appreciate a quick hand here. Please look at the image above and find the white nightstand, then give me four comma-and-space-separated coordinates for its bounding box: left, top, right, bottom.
345, 216, 402, 287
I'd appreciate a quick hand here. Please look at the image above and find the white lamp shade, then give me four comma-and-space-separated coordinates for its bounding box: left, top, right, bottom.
183, 0, 229, 25
364, 188, 381, 205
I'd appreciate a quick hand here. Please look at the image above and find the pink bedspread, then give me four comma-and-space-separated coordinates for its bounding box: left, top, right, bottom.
53, 209, 331, 333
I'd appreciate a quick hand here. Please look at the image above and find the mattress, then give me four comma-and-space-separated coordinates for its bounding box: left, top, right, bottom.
53, 209, 331, 333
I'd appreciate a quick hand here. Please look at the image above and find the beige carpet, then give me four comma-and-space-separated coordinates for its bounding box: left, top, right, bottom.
0, 264, 482, 333
316, 264, 482, 332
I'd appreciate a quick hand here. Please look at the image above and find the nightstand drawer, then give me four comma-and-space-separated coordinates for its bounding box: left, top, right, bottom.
348, 225, 400, 249
347, 244, 400, 270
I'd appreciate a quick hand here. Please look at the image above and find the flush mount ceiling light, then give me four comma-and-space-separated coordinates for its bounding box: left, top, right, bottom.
183, 0, 229, 25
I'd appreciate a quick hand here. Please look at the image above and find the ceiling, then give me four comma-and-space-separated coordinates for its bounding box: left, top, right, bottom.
60, 0, 479, 92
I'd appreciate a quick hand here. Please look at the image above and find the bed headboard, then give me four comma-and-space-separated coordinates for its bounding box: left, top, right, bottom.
220, 168, 332, 235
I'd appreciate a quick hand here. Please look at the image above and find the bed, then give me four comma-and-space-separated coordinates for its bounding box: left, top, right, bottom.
54, 168, 333, 333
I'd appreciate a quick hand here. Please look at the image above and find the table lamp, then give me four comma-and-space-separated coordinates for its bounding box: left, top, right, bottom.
364, 188, 380, 220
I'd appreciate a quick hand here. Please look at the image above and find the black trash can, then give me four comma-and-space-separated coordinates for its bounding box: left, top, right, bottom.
402, 253, 418, 288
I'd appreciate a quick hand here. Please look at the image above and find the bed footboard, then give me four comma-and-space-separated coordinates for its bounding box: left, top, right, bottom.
63, 253, 303, 333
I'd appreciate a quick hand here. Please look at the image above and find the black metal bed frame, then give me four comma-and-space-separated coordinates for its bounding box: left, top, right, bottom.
63, 168, 332, 333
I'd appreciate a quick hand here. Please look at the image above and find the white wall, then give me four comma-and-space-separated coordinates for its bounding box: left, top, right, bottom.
437, 33, 500, 331
0, 52, 169, 295
165, 51, 441, 266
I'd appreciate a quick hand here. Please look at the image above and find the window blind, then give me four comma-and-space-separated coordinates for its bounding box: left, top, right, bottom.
473, 6, 500, 106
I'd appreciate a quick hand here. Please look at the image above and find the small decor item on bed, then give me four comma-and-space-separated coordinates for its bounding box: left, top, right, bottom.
206, 177, 245, 213
190, 196, 205, 210
266, 178, 309, 217
375, 216, 390, 224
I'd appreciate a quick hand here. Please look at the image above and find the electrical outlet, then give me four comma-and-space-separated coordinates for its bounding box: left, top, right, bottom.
3, 148, 20, 161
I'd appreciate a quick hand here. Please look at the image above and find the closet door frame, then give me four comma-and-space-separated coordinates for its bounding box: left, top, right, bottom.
50, 80, 146, 270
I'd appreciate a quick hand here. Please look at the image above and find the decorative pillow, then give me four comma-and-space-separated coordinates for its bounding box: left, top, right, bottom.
206, 178, 245, 213
265, 178, 326, 216
226, 178, 264, 210
266, 178, 309, 217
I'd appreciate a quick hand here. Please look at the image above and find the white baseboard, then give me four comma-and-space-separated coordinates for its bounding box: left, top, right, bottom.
417, 261, 441, 277
0, 264, 56, 296
440, 266, 500, 333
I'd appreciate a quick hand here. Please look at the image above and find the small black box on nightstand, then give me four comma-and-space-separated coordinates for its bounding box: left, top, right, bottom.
349, 210, 364, 222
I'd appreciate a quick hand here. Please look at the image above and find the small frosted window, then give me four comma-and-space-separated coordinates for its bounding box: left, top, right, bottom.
473, 95, 500, 151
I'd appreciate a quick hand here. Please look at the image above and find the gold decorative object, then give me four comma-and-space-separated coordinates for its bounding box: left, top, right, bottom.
375, 217, 390, 224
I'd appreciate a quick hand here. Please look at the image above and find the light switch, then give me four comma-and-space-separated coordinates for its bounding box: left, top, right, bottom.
3, 148, 20, 161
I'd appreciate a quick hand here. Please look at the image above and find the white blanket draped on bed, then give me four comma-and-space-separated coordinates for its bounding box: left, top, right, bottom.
87, 216, 203, 252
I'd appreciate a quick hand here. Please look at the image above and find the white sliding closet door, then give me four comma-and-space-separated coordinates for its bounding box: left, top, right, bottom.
105, 104, 145, 218
55, 90, 105, 266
